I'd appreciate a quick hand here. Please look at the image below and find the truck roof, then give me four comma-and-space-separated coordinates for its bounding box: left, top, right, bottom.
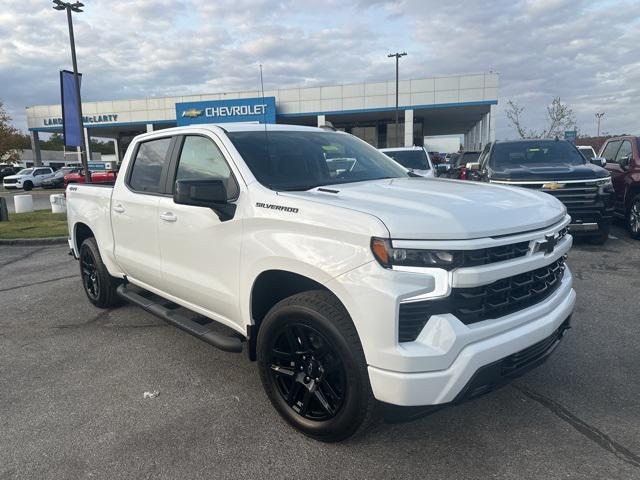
137, 123, 332, 140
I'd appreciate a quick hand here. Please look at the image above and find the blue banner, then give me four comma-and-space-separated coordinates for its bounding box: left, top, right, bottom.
176, 97, 276, 126
60, 70, 83, 147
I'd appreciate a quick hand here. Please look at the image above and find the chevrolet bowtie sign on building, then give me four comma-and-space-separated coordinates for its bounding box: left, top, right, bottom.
176, 97, 277, 126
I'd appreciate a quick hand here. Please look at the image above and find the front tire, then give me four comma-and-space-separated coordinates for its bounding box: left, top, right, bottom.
79, 237, 121, 308
627, 195, 640, 240
257, 290, 375, 442
23, 181, 33, 191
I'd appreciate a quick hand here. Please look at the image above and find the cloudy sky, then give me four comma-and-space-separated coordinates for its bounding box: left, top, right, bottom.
1, 0, 639, 139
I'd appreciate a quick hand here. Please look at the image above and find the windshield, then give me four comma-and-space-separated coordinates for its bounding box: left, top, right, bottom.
227, 131, 409, 191
461, 152, 480, 163
383, 150, 430, 170
490, 141, 585, 168
17, 168, 33, 175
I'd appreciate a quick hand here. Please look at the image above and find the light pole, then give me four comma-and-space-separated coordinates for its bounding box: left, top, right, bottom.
596, 112, 605, 139
595, 112, 605, 139
53, 0, 90, 182
388, 52, 407, 147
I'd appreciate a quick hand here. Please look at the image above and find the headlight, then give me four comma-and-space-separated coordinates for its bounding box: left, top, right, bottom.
371, 238, 461, 270
594, 177, 613, 194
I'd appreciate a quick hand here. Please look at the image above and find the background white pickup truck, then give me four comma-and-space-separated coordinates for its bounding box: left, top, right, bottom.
2, 166, 55, 190
66, 124, 575, 441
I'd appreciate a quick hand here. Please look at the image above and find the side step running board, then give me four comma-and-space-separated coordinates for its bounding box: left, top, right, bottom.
116, 284, 244, 353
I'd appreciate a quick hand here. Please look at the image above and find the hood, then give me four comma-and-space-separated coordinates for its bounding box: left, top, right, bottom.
3, 175, 21, 181
281, 177, 566, 240
490, 162, 608, 182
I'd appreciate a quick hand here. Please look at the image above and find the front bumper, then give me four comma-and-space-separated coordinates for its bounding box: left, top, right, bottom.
367, 271, 574, 406
326, 220, 575, 407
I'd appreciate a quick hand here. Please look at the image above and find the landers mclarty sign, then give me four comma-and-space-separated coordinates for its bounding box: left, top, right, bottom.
44, 114, 119, 126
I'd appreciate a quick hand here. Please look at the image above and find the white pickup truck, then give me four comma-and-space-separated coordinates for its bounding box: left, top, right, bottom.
3, 166, 55, 190
66, 124, 575, 441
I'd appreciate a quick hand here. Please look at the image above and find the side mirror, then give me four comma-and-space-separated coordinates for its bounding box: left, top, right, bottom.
174, 179, 236, 221
466, 162, 480, 170
619, 154, 632, 168
591, 157, 607, 167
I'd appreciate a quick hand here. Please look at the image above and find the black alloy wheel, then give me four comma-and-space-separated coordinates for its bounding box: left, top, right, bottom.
78, 237, 121, 308
257, 290, 376, 442
268, 322, 346, 421
628, 196, 640, 239
80, 245, 100, 302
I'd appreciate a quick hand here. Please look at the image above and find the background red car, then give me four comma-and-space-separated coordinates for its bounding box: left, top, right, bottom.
64, 169, 118, 188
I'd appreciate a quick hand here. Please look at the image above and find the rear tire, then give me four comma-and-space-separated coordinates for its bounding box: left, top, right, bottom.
257, 290, 376, 442
23, 181, 33, 191
79, 237, 121, 308
627, 195, 640, 240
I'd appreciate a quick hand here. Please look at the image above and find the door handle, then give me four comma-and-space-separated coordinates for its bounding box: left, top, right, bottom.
113, 204, 125, 213
160, 211, 177, 222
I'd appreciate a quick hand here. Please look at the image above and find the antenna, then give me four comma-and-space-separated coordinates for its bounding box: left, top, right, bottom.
259, 64, 271, 163
259, 64, 268, 127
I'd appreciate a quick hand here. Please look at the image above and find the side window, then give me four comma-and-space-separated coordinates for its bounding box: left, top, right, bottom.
34, 168, 47, 176
601, 141, 621, 163
129, 137, 172, 193
175, 136, 238, 198
614, 140, 632, 164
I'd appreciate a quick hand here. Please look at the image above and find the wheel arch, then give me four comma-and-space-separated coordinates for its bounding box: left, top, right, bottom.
74, 222, 95, 253
625, 184, 640, 209
246, 268, 350, 361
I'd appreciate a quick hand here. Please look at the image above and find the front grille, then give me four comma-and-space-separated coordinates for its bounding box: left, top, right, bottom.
3, 178, 17, 184
458, 241, 530, 267
398, 257, 566, 342
522, 182, 597, 204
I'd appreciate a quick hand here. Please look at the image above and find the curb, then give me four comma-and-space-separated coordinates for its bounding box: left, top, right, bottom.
0, 237, 68, 246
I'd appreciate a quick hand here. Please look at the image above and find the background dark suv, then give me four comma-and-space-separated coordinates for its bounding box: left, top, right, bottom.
472, 139, 614, 244
599, 136, 640, 239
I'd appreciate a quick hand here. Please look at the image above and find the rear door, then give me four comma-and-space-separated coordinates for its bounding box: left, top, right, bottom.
32, 168, 53, 185
157, 133, 244, 328
111, 135, 175, 287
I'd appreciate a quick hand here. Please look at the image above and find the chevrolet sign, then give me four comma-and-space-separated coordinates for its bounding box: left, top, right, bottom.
176, 97, 276, 126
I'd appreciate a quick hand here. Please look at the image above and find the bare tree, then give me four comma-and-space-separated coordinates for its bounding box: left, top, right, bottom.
505, 97, 577, 139
505, 100, 529, 139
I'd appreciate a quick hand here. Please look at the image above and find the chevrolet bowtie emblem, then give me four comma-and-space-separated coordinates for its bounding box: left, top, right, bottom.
543, 182, 565, 190
534, 234, 558, 255
181, 108, 204, 118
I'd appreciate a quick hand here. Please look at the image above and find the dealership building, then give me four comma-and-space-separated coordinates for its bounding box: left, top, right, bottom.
25, 72, 498, 164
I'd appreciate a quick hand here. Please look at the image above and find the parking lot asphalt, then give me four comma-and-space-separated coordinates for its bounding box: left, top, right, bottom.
0, 187, 65, 213
1, 225, 639, 479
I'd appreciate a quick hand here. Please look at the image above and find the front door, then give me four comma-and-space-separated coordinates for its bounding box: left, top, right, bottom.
158, 134, 244, 330
111, 136, 174, 287
602, 140, 625, 211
